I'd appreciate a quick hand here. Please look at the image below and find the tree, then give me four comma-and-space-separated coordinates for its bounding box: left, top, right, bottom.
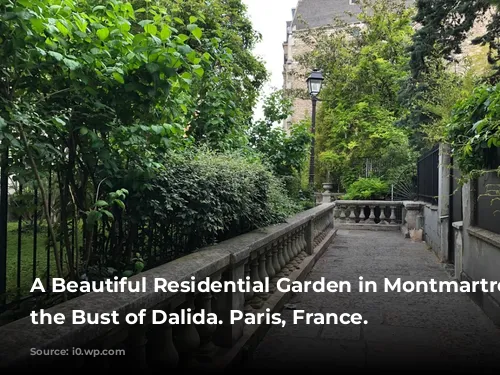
0, 0, 267, 279
294, 0, 417, 189
247, 91, 312, 195
140, 0, 269, 150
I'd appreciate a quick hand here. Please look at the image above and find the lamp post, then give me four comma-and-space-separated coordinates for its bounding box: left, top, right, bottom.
306, 69, 324, 188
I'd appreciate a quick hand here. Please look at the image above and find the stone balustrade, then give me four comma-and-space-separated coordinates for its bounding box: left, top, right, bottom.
0, 203, 336, 369
333, 200, 404, 230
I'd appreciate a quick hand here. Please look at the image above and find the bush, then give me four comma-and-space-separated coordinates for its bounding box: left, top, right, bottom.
343, 178, 389, 200
120, 150, 301, 258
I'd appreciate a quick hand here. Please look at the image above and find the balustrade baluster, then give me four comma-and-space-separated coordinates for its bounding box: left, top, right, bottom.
258, 250, 270, 300
339, 206, 347, 223
265, 245, 276, 293
173, 296, 201, 367
390, 206, 397, 224
286, 231, 296, 270
152, 322, 179, 367
243, 261, 253, 311
196, 285, 218, 361
291, 229, 301, 269
379, 205, 388, 224
249, 255, 264, 309
277, 238, 287, 276
148, 307, 179, 368
272, 240, 281, 276
126, 325, 148, 368
298, 225, 307, 260
367, 206, 376, 223
348, 206, 356, 223
282, 233, 293, 273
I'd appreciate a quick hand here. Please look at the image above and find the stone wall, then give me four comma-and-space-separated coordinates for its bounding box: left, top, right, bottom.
422, 204, 441, 257
0, 204, 337, 368
460, 182, 500, 325
283, 30, 316, 131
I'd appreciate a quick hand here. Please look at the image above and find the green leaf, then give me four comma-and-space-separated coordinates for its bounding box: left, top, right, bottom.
30, 18, 45, 33
144, 24, 157, 36
174, 17, 184, 24
151, 125, 163, 134
102, 210, 114, 220
160, 26, 171, 40
189, 16, 198, 24
80, 127, 89, 135
48, 51, 63, 61
95, 200, 109, 207
190, 26, 202, 40
119, 22, 131, 33
86, 210, 102, 227
114, 199, 126, 209
0, 116, 6, 130
63, 58, 80, 70
97, 27, 110, 40
122, 270, 134, 278
56, 21, 69, 35
113, 71, 124, 84
146, 63, 159, 74
193, 66, 204, 77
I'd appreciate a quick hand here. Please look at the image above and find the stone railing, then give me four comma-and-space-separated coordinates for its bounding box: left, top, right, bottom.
0, 203, 336, 369
333, 200, 404, 229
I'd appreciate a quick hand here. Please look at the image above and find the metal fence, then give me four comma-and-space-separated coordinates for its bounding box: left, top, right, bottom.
417, 145, 439, 205
0, 148, 225, 315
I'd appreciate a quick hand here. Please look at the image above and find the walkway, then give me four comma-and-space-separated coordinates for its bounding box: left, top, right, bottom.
249, 230, 500, 370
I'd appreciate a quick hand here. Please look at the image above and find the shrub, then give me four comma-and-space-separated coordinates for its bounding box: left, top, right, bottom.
343, 178, 389, 200
111, 150, 301, 269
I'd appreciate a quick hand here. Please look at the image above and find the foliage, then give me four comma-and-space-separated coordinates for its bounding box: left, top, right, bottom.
0, 0, 303, 299
446, 84, 500, 176
147, 0, 269, 150
414, 60, 478, 147
343, 177, 390, 200
247, 90, 312, 198
294, 0, 417, 189
409, 0, 492, 80
124, 150, 301, 251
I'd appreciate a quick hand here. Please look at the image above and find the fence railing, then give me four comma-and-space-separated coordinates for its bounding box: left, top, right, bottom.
333, 200, 404, 226
0, 203, 336, 368
417, 146, 439, 205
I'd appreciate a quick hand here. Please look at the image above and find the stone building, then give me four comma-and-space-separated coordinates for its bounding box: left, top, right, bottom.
282, 0, 363, 132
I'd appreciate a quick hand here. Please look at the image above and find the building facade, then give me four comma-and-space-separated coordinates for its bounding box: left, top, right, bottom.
282, 0, 363, 132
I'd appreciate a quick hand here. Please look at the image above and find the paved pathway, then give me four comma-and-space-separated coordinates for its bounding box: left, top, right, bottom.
249, 230, 500, 371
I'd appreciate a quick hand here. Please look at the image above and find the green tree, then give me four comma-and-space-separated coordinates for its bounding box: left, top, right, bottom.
294, 0, 416, 189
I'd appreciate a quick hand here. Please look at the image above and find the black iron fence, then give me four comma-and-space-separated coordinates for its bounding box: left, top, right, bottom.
417, 145, 439, 205
0, 150, 228, 317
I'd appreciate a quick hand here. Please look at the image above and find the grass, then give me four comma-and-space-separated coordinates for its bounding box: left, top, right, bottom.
4, 222, 64, 301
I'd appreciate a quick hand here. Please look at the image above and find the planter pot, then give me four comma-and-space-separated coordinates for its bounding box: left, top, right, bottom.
322, 182, 334, 191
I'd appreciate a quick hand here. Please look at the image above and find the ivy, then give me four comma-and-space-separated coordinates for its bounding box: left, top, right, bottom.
446, 84, 500, 176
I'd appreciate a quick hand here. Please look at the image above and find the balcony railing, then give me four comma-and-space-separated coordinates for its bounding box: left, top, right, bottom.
0, 204, 336, 368
333, 200, 404, 228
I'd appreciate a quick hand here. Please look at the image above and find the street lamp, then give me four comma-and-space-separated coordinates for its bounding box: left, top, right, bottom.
306, 68, 324, 188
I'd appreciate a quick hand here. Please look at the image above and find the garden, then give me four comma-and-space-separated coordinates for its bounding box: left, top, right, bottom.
0, 0, 312, 320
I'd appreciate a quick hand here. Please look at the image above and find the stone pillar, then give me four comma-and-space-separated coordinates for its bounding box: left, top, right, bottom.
452, 221, 464, 282
402, 202, 423, 240
438, 143, 451, 262
213, 262, 245, 347
305, 218, 314, 255
461, 181, 475, 282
